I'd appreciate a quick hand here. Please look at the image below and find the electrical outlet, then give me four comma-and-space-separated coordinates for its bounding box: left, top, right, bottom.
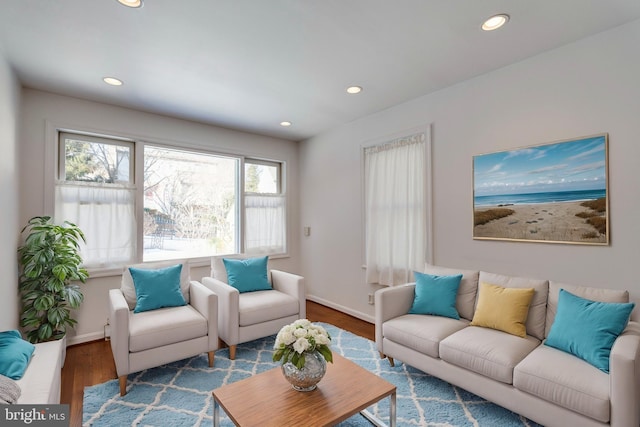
368, 294, 374, 305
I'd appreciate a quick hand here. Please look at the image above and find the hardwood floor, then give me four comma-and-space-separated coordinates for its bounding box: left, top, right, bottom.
61, 300, 374, 427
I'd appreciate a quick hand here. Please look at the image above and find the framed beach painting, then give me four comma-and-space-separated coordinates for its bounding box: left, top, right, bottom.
473, 134, 609, 245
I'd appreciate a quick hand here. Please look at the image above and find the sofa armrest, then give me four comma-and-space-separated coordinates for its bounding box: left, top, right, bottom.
271, 270, 306, 319
189, 280, 219, 351
610, 322, 640, 427
374, 284, 415, 352
108, 288, 131, 378
201, 277, 240, 345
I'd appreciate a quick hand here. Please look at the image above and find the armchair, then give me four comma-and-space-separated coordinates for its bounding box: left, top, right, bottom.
108, 260, 218, 396
201, 255, 305, 360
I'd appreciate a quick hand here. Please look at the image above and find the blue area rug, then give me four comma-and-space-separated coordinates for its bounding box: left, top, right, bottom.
83, 323, 542, 426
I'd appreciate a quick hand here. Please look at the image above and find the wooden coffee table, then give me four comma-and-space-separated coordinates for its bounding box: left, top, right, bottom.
212, 353, 396, 426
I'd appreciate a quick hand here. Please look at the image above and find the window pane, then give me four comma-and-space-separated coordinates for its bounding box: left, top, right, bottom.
245, 161, 280, 194
143, 146, 238, 261
245, 194, 286, 255
61, 133, 132, 184
57, 132, 136, 269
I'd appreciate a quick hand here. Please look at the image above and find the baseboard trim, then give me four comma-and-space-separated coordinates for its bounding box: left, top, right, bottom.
307, 295, 374, 324
67, 331, 105, 346
66, 298, 373, 346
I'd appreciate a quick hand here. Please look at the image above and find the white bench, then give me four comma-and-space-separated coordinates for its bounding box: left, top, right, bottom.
15, 339, 65, 404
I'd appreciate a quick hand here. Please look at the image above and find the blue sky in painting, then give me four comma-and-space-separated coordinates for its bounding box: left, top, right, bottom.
473, 135, 607, 197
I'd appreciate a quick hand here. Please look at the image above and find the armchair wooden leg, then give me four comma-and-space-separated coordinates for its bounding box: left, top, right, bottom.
229, 345, 236, 360
208, 351, 215, 367
119, 376, 127, 396
379, 352, 395, 367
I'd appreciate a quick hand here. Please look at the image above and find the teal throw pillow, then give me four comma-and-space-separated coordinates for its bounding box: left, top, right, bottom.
130, 264, 186, 313
545, 289, 635, 373
409, 272, 463, 320
223, 256, 272, 293
0, 330, 35, 380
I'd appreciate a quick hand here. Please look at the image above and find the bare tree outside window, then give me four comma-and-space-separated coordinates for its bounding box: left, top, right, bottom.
142, 146, 238, 260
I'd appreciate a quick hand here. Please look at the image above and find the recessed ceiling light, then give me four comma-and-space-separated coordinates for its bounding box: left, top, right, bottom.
117, 0, 143, 8
346, 86, 362, 94
280, 121, 292, 127
482, 14, 509, 31
103, 77, 123, 86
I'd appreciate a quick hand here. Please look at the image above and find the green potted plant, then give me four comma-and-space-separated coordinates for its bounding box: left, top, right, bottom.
17, 216, 89, 343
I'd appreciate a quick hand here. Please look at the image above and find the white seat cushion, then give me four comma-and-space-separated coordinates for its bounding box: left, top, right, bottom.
129, 305, 207, 352
383, 314, 469, 358
239, 290, 299, 327
439, 326, 540, 384
514, 345, 610, 423
16, 339, 64, 404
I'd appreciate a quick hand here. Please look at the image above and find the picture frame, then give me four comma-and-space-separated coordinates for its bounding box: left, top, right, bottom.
473, 134, 609, 245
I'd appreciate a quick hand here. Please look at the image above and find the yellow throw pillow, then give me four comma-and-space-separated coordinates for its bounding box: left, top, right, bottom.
470, 283, 535, 338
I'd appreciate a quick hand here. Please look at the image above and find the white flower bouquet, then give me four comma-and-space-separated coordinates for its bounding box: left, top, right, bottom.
273, 319, 333, 368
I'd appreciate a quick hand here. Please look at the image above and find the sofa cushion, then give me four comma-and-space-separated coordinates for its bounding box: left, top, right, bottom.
470, 283, 534, 338
545, 289, 634, 373
238, 290, 299, 327
409, 272, 462, 319
129, 264, 187, 313
425, 264, 479, 321
129, 305, 207, 352
223, 256, 272, 293
478, 272, 548, 340
439, 326, 540, 384
546, 281, 630, 337
212, 254, 271, 285
383, 314, 469, 358
121, 260, 190, 310
0, 330, 35, 380
514, 345, 610, 423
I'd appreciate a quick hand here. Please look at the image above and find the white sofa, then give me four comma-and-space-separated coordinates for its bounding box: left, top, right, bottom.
375, 264, 640, 427
15, 338, 65, 404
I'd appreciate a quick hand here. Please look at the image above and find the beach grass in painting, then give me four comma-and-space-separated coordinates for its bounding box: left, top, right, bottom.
473, 134, 609, 244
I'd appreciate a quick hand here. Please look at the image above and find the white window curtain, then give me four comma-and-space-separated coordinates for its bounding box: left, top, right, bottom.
244, 194, 286, 254
364, 132, 427, 286
55, 184, 136, 268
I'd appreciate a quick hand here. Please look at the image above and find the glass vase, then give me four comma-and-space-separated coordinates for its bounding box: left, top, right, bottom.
281, 351, 327, 391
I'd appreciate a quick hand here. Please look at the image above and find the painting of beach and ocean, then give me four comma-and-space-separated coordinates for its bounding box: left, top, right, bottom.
473, 134, 609, 245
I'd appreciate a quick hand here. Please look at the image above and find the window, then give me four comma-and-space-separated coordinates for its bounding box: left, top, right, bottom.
143, 145, 238, 262
56, 132, 287, 269
363, 131, 429, 286
56, 132, 136, 268
244, 159, 286, 255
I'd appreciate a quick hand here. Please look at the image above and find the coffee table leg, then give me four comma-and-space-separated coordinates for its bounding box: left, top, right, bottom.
213, 397, 220, 427
361, 390, 396, 427
390, 391, 396, 427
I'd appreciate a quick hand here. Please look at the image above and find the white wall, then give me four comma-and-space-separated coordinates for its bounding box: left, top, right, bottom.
0, 54, 21, 331
300, 20, 640, 321
19, 90, 300, 344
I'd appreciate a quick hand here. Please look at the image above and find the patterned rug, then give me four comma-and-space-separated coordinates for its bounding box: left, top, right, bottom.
83, 323, 542, 426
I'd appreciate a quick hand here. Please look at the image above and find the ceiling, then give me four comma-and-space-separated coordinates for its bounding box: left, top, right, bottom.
1, 1, 640, 142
